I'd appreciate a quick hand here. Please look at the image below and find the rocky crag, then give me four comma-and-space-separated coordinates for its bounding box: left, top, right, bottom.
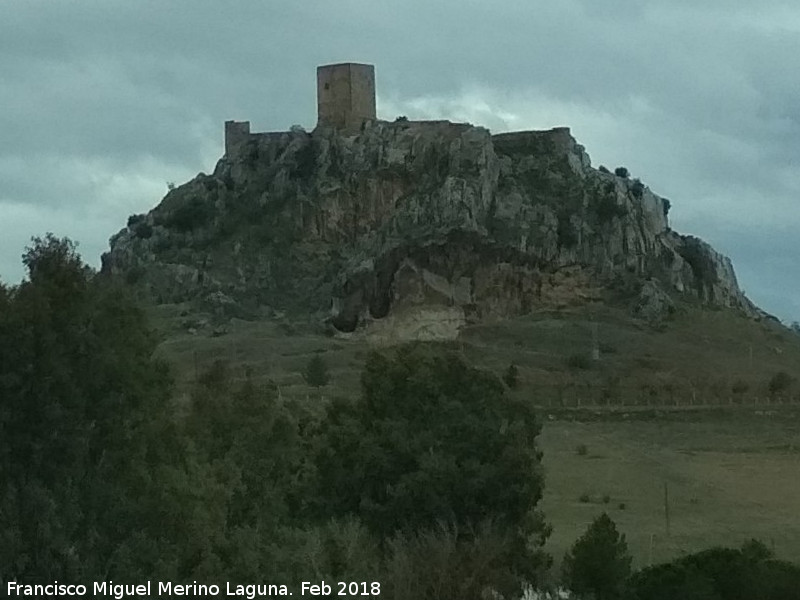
103, 119, 759, 340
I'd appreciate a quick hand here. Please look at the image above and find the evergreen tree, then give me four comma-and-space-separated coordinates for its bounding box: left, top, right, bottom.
562, 512, 632, 600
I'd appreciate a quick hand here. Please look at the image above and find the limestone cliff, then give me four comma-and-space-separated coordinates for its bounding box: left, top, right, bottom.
103, 119, 759, 339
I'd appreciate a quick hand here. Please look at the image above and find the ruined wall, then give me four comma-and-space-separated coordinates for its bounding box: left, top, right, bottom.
225, 120, 251, 156
317, 63, 376, 133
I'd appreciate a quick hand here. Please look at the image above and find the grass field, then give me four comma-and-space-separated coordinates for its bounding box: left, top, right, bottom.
149, 301, 800, 567
537, 412, 800, 569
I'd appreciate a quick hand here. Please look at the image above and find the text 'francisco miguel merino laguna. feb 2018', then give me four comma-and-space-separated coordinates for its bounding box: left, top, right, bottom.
7, 580, 383, 598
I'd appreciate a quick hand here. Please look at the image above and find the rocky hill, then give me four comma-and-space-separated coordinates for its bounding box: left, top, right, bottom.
103, 119, 760, 340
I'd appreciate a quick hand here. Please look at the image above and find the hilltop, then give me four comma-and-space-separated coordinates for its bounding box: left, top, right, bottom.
103, 118, 764, 342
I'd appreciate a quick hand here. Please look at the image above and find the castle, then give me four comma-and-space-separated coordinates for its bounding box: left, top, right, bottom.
224, 62, 376, 156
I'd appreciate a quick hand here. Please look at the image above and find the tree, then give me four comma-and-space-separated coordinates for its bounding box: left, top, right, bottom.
185, 365, 304, 581
311, 343, 550, 591
614, 166, 629, 178
0, 235, 180, 581
304, 354, 330, 387
503, 362, 519, 389
562, 513, 632, 600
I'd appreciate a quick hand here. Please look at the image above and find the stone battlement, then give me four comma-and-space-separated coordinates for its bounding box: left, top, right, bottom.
224, 62, 378, 156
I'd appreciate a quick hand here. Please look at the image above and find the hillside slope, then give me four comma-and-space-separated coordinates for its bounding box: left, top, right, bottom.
103, 120, 761, 339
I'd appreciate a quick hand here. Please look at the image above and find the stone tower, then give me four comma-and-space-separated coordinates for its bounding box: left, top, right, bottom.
317, 63, 376, 133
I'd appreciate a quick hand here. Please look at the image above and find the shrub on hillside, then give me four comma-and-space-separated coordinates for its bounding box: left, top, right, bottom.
768, 371, 793, 397
303, 354, 330, 388
566, 353, 592, 370
134, 221, 153, 239
166, 198, 215, 232
630, 178, 645, 199
557, 214, 579, 247
503, 362, 520, 389
127, 213, 145, 228
614, 166, 629, 178
596, 193, 628, 223
731, 379, 749, 396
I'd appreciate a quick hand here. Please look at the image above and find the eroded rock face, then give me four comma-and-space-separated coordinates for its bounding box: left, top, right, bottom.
103, 120, 758, 339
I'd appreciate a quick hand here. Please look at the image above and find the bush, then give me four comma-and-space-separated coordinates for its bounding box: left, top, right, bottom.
562, 513, 631, 600
579, 493, 591, 503
596, 193, 628, 223
291, 140, 317, 179
599, 165, 610, 174
503, 362, 519, 389
768, 371, 793, 397
630, 178, 645, 199
127, 213, 146, 228
567, 353, 592, 370
557, 214, 579, 248
576, 444, 589, 456
614, 166, 629, 178
599, 342, 617, 354
381, 523, 526, 600
731, 379, 749, 395
662, 198, 671, 218
303, 354, 330, 388
134, 222, 153, 239
166, 198, 215, 232
124, 265, 146, 285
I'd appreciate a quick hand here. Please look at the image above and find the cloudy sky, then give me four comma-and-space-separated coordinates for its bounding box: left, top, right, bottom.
2, 1, 798, 321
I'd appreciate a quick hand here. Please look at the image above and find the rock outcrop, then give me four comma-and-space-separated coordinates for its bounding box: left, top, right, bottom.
103, 119, 759, 339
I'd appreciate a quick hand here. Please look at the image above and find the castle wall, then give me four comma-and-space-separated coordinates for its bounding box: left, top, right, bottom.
225, 120, 251, 156
317, 63, 376, 133
492, 127, 573, 155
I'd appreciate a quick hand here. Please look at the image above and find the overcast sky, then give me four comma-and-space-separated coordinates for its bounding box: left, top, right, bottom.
2, 1, 798, 321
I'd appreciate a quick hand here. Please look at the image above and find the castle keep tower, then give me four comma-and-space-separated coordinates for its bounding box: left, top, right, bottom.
317, 63, 376, 133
